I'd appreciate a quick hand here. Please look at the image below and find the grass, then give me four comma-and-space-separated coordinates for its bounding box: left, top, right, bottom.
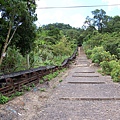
0, 93, 9, 104
59, 80, 63, 83
40, 88, 46, 92
97, 69, 105, 76
39, 80, 44, 84
14, 91, 23, 96
43, 68, 67, 82
22, 85, 31, 91
31, 83, 35, 87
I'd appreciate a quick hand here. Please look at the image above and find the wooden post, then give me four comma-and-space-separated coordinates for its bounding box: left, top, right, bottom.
78, 47, 80, 56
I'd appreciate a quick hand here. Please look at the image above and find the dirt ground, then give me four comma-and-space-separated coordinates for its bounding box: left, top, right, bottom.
0, 64, 73, 120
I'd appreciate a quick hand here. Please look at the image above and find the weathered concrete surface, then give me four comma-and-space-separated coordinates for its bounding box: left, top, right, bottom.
57, 84, 120, 98
34, 47, 120, 120
36, 101, 120, 120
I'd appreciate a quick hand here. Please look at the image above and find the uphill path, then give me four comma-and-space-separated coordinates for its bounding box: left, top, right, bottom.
0, 47, 120, 120
34, 47, 120, 120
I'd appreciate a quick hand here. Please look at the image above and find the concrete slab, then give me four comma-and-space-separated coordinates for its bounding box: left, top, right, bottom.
69, 67, 96, 74
33, 47, 120, 120
76, 64, 89, 67
36, 100, 120, 120
57, 84, 120, 99
74, 71, 95, 73
72, 73, 100, 77
67, 81, 105, 84
65, 78, 107, 85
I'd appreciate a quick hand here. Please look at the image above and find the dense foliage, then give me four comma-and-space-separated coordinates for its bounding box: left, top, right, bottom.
0, 0, 37, 66
29, 23, 78, 68
0, 4, 120, 82
0, 9, 79, 74
0, 1, 80, 74
82, 9, 120, 82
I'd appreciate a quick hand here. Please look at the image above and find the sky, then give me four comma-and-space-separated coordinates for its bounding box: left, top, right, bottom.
36, 0, 120, 28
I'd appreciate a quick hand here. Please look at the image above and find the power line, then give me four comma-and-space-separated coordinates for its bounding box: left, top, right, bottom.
37, 4, 120, 9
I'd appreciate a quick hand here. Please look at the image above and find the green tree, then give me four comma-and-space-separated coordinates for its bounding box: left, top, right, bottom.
47, 26, 61, 42
91, 9, 111, 33
0, 0, 37, 65
83, 16, 95, 29
104, 16, 120, 33
12, 20, 37, 56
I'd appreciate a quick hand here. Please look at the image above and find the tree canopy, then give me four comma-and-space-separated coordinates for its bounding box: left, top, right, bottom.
0, 6, 120, 77
0, 0, 37, 64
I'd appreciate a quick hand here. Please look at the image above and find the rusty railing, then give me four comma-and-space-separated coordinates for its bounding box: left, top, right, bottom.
0, 48, 78, 97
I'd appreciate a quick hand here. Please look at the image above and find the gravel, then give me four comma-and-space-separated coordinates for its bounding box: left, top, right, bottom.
1, 47, 120, 120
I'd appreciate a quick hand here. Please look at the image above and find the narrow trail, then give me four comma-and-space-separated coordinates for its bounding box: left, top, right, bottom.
1, 47, 120, 120
34, 47, 120, 120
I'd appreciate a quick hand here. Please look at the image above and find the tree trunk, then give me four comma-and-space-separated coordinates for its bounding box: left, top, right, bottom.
0, 21, 18, 66
26, 54, 30, 69
0, 23, 12, 66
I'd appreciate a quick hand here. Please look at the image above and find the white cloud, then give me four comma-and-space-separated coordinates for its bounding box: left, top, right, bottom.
36, 0, 47, 7
102, 0, 120, 4
67, 14, 85, 28
102, 0, 120, 10
35, 0, 87, 27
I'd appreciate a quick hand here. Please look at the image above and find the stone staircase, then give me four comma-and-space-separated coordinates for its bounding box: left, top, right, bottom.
35, 47, 120, 120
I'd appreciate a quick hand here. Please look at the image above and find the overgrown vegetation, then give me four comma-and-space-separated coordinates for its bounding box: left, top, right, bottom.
42, 68, 66, 82
0, 0, 120, 101
0, 93, 9, 104
40, 88, 46, 92
82, 9, 120, 82
0, 1, 79, 74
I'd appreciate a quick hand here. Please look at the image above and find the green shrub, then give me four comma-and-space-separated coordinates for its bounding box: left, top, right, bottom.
40, 88, 46, 92
100, 61, 110, 75
90, 46, 114, 64
1, 47, 27, 73
109, 60, 119, 69
43, 70, 60, 81
117, 47, 120, 59
22, 85, 31, 91
39, 80, 44, 84
43, 74, 53, 81
31, 83, 35, 87
52, 37, 72, 56
14, 91, 23, 96
0, 94, 9, 104
86, 49, 92, 58
94, 59, 100, 63
111, 65, 120, 82
100, 60, 119, 75
59, 80, 63, 82
103, 38, 120, 59
53, 71, 59, 77
90, 46, 104, 63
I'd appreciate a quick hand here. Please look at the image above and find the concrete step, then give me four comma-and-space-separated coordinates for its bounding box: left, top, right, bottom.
36, 100, 120, 120
67, 81, 105, 84
72, 73, 100, 77
58, 84, 120, 99
69, 67, 95, 73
